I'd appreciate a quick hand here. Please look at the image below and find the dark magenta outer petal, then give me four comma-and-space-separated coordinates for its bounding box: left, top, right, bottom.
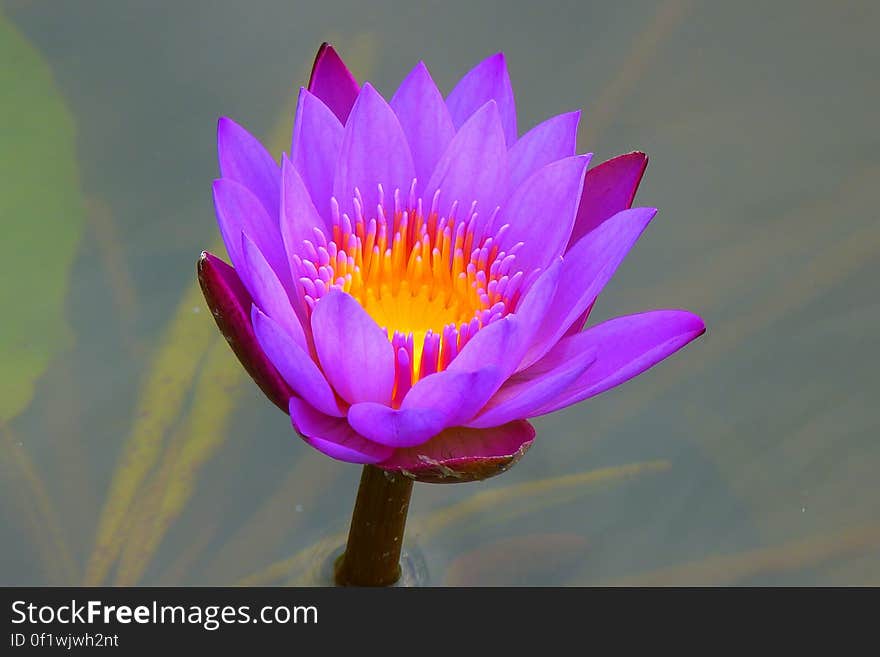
307, 42, 360, 123
568, 151, 649, 248
377, 421, 536, 484
197, 251, 292, 413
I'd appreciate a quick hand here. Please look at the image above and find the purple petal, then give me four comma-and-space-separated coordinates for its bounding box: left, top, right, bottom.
310, 289, 395, 405
447, 314, 520, 374
280, 154, 327, 261
241, 234, 306, 349
348, 315, 527, 440
197, 252, 292, 413
423, 101, 508, 233
290, 87, 344, 221
564, 301, 595, 338
468, 346, 597, 428
404, 367, 504, 425
568, 151, 648, 248
444, 260, 560, 390
345, 296, 555, 445
495, 155, 591, 275
523, 207, 657, 368
333, 83, 416, 220
290, 398, 392, 465
306, 43, 360, 124
347, 367, 503, 447
390, 61, 455, 194
346, 404, 443, 449
252, 307, 343, 417
212, 178, 291, 291
508, 111, 580, 190
217, 117, 280, 219
509, 258, 563, 363
377, 421, 535, 483
446, 52, 517, 145
533, 310, 706, 415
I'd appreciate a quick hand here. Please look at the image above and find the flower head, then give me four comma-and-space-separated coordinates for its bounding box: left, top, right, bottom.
199, 44, 705, 482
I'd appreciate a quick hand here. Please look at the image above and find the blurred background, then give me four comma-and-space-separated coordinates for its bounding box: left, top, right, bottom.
1, 0, 878, 586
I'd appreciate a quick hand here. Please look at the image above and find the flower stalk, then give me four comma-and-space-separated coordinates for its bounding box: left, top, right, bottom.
334, 466, 414, 586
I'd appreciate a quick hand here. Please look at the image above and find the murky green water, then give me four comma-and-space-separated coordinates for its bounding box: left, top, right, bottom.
2, 0, 878, 586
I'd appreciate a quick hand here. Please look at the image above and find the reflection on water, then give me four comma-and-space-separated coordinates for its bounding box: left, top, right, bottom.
1, 0, 878, 585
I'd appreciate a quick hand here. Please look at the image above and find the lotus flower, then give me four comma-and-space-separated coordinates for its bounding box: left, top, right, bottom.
198, 44, 705, 483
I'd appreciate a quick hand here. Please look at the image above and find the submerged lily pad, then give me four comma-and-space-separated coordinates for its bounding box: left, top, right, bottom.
0, 14, 84, 423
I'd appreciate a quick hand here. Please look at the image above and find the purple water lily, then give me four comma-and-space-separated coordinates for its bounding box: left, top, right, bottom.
199, 44, 705, 484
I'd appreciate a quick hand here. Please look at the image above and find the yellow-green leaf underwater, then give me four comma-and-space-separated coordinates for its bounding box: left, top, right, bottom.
0, 12, 84, 423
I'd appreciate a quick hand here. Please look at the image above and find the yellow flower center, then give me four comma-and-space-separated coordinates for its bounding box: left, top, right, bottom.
294, 185, 525, 393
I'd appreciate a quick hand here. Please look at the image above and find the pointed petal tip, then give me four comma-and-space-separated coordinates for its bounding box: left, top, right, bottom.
216, 115, 235, 136
197, 250, 220, 282
308, 42, 360, 123
566, 109, 583, 127
532, 308, 708, 416
308, 42, 342, 86
447, 53, 517, 143
683, 310, 707, 336
316, 41, 332, 56
357, 80, 388, 104
627, 205, 660, 226
568, 151, 653, 247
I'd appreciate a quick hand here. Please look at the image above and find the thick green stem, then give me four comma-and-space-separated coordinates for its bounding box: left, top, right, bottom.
334, 465, 414, 586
